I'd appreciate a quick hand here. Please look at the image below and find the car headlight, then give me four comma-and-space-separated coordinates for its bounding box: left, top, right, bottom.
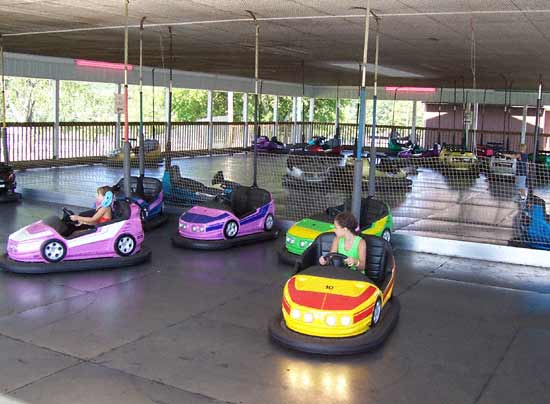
192, 225, 198, 232
179, 223, 187, 229
340, 316, 352, 326
200, 226, 205, 232
299, 240, 306, 248
286, 236, 295, 244
325, 315, 337, 326
303, 313, 314, 323
291, 308, 301, 320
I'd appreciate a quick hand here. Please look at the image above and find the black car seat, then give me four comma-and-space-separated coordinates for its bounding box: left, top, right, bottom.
230, 186, 271, 218
111, 200, 131, 221
362, 235, 387, 287
230, 186, 251, 218
360, 198, 388, 228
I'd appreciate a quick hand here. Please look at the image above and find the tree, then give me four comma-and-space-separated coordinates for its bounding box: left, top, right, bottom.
5, 77, 52, 122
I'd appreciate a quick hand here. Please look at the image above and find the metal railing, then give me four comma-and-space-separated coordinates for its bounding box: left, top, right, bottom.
2, 120, 549, 165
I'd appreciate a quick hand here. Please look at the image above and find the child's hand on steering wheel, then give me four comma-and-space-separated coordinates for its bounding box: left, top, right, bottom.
69, 215, 81, 225
319, 256, 327, 265
344, 257, 358, 267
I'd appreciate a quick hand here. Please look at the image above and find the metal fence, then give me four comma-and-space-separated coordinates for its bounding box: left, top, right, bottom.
2, 121, 549, 165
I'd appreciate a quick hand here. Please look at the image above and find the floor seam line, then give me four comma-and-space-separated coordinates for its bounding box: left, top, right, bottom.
6, 361, 83, 395
88, 282, 277, 362
93, 362, 237, 404
473, 326, 520, 404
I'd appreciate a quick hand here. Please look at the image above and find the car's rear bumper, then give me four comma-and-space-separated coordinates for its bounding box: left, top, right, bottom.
142, 213, 169, 231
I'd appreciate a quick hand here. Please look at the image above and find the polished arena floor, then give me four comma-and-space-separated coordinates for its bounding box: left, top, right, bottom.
0, 200, 548, 404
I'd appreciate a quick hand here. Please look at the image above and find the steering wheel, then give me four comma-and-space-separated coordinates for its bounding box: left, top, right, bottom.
322, 252, 348, 268
62, 207, 76, 224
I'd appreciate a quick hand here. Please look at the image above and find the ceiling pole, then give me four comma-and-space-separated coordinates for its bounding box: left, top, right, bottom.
166, 27, 173, 169
367, 13, 380, 198
137, 16, 146, 194
0, 35, 8, 164
246, 10, 260, 187
152, 68, 155, 139
122, 0, 131, 199
470, 18, 477, 152
351, 0, 371, 221
533, 77, 543, 164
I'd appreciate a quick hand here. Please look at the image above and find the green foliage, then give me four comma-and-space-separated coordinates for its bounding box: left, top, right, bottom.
2, 76, 424, 126
5, 77, 52, 122
60, 81, 115, 122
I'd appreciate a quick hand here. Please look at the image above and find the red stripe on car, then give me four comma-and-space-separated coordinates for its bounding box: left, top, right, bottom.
287, 277, 376, 311
282, 297, 290, 314
353, 304, 374, 323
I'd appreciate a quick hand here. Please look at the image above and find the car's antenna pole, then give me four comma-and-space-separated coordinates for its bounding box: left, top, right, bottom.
122, 0, 132, 199
137, 16, 146, 195
350, 0, 371, 220
0, 34, 8, 164
246, 10, 260, 187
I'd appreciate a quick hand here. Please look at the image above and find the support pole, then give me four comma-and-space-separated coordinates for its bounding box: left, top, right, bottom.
367, 12, 380, 198
533, 79, 543, 163
521, 105, 528, 145
122, 0, 131, 199
472, 102, 479, 150
115, 83, 121, 148
243, 93, 249, 148
52, 79, 60, 159
297, 96, 303, 143
292, 96, 298, 144
273, 95, 278, 138
227, 91, 234, 122
410, 100, 417, 144
309, 97, 315, 140
138, 17, 146, 183
207, 89, 213, 153
165, 27, 173, 169
246, 10, 260, 187
1, 35, 8, 164
352, 0, 371, 219
335, 97, 340, 134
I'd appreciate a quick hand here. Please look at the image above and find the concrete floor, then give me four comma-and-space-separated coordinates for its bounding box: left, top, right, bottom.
0, 200, 549, 404
15, 153, 536, 246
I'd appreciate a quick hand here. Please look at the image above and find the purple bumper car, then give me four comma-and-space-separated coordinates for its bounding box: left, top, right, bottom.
0, 200, 151, 274
252, 135, 289, 154
172, 185, 279, 250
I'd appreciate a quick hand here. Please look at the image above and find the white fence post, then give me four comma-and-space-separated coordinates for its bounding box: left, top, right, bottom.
207, 90, 213, 153
52, 79, 60, 159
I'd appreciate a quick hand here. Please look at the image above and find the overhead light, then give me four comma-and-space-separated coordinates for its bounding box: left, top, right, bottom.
327, 62, 427, 78
385, 86, 437, 93
75, 59, 133, 71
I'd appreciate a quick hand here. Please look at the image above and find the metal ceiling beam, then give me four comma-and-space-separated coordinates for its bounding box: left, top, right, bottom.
4, 51, 550, 105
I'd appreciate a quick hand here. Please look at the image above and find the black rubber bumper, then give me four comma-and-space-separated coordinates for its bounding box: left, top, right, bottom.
172, 229, 280, 250
142, 213, 169, 231
269, 296, 400, 355
0, 192, 22, 203
278, 245, 301, 266
0, 246, 152, 274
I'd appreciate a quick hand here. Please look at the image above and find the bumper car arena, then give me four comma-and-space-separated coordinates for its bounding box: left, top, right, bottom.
0, 2, 550, 404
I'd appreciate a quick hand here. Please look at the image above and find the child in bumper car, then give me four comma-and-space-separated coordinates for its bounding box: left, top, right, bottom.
319, 212, 367, 272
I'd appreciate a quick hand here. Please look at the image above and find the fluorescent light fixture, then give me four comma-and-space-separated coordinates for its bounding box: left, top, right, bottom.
75, 59, 132, 71
385, 86, 437, 93
327, 62, 426, 78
